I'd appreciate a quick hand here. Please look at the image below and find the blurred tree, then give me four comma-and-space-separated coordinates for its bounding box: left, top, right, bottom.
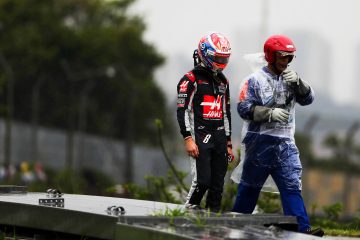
295, 132, 315, 164
322, 125, 360, 174
323, 122, 359, 216
295, 132, 315, 207
0, 0, 172, 145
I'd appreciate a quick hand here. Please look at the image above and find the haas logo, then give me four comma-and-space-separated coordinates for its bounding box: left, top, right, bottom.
201, 95, 223, 118
179, 81, 189, 93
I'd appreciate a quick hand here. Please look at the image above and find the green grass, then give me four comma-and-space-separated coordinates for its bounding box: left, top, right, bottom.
322, 227, 360, 237
152, 207, 187, 217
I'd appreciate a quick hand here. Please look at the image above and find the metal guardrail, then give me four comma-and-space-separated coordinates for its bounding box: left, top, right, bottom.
0, 185, 27, 194
0, 199, 118, 239
115, 215, 299, 240
118, 215, 298, 229
0, 187, 314, 240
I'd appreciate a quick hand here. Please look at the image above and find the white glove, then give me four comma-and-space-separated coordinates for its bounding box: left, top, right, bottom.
282, 69, 299, 85
271, 108, 290, 123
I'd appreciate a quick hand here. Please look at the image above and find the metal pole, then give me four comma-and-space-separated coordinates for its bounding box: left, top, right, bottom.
61, 60, 76, 170
0, 54, 14, 171
118, 65, 134, 184
31, 75, 46, 164
342, 121, 359, 216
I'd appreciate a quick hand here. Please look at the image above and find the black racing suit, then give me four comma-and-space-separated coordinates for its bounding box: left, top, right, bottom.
176, 66, 232, 211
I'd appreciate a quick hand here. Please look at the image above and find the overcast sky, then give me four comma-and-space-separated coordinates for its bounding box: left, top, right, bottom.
130, 0, 360, 106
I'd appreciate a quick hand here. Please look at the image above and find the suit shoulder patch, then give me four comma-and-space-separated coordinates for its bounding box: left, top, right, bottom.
185, 71, 196, 82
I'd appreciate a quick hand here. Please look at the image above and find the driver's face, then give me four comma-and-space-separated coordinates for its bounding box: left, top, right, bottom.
273, 52, 293, 73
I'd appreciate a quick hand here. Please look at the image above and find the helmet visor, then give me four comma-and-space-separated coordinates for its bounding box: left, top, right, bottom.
277, 51, 294, 57
208, 54, 229, 64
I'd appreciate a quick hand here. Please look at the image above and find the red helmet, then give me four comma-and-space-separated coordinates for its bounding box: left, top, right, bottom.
264, 35, 296, 63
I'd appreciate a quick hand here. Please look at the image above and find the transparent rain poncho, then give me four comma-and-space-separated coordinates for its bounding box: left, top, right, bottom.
230, 53, 279, 193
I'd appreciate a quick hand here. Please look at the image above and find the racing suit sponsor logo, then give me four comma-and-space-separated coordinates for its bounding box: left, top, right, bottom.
178, 93, 187, 98
239, 80, 249, 101
179, 80, 189, 93
177, 98, 185, 107
200, 95, 223, 119
185, 72, 195, 82
263, 86, 272, 92
262, 86, 273, 102
218, 84, 226, 94
198, 80, 209, 84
